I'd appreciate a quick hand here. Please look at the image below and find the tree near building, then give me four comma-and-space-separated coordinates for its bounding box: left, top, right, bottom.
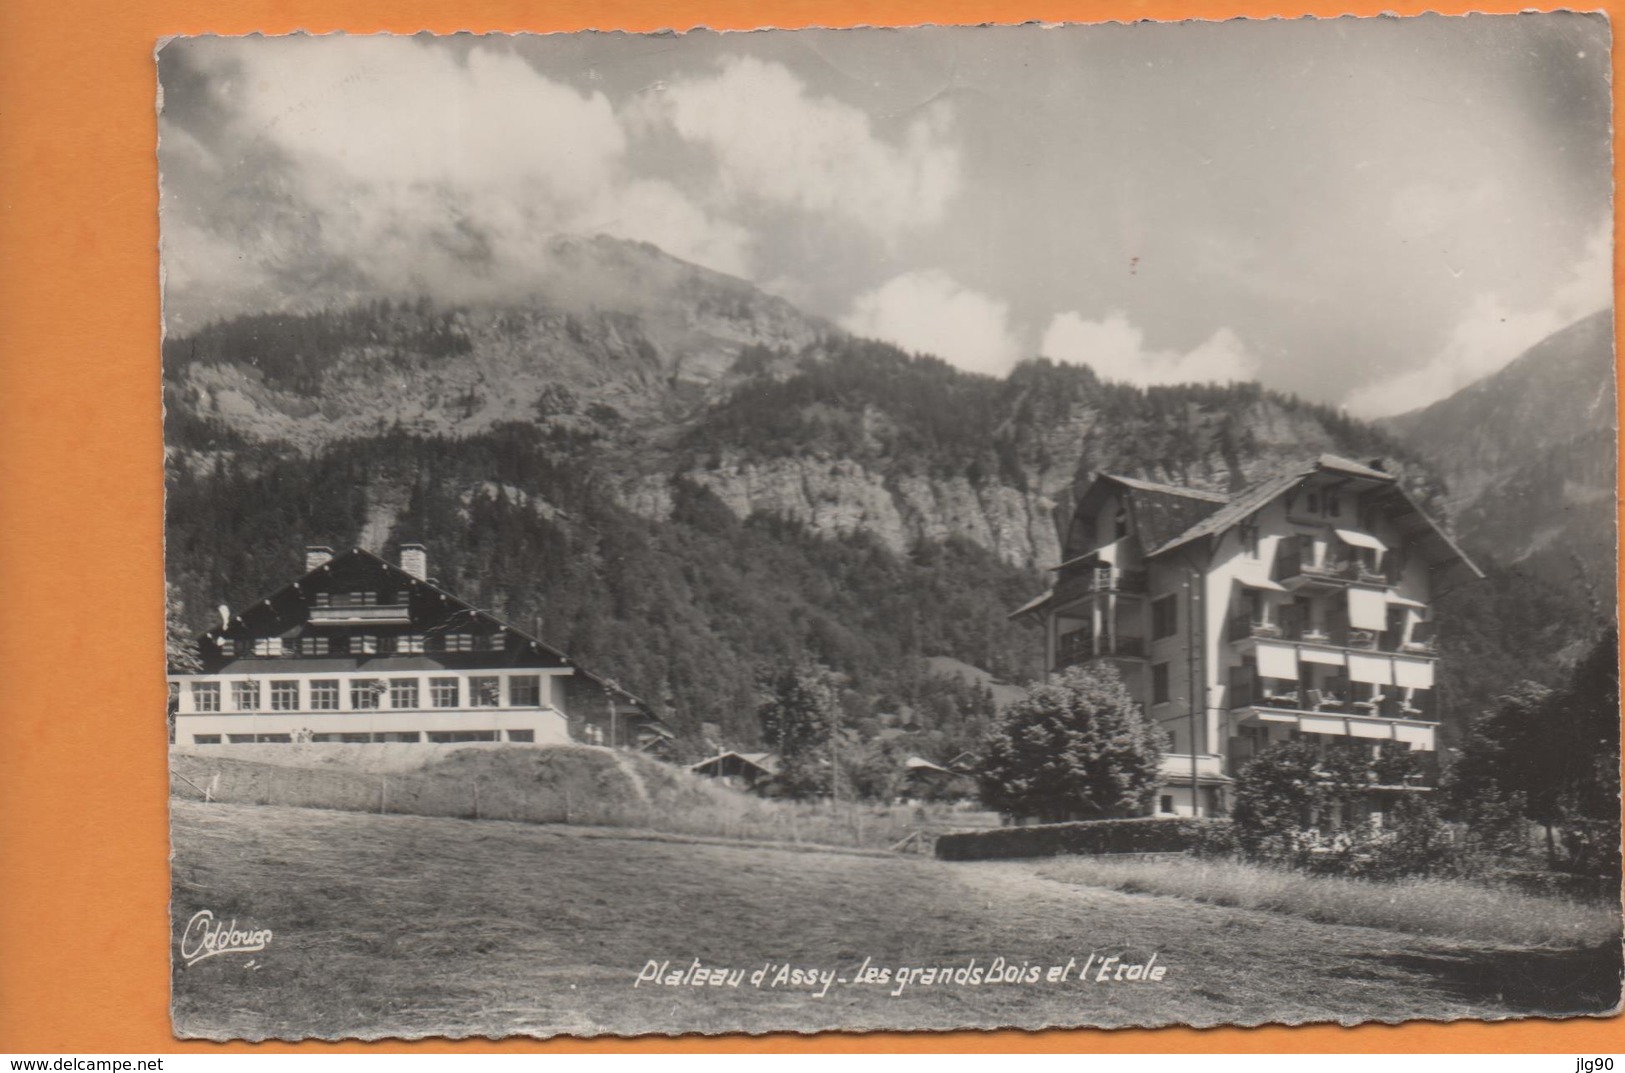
756, 661, 847, 800
1447, 627, 1621, 874
975, 663, 1165, 823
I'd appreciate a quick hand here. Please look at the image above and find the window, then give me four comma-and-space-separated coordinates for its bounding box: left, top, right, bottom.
427, 730, 497, 743
231, 681, 259, 711
430, 677, 460, 708
310, 680, 340, 710
1151, 662, 1171, 706
374, 731, 421, 743
470, 676, 501, 707
1327, 494, 1341, 518
252, 637, 281, 657
1240, 522, 1260, 559
389, 678, 419, 709
396, 634, 425, 654
1159, 795, 1174, 814
509, 675, 542, 707
507, 729, 535, 743
1114, 509, 1130, 540
350, 679, 384, 710
441, 633, 474, 652
270, 681, 300, 711
191, 682, 220, 712
216, 637, 236, 658
254, 733, 292, 744
227, 734, 256, 744
353, 634, 378, 655
1151, 595, 1178, 640
192, 734, 221, 745
301, 635, 330, 656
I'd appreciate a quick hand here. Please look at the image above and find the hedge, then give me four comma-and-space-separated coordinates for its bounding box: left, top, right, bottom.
935, 816, 1235, 861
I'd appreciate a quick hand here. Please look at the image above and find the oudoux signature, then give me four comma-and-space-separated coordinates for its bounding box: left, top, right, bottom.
179, 909, 273, 967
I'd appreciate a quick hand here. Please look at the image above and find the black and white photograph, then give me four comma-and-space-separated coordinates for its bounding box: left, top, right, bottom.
159, 17, 1621, 1040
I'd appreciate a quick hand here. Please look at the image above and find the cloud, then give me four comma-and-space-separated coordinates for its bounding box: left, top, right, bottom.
647, 55, 961, 244
160, 36, 753, 324
1040, 311, 1261, 386
1343, 221, 1613, 417
842, 271, 1021, 375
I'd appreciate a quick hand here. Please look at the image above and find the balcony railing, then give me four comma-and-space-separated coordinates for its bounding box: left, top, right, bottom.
308, 604, 413, 624
1056, 631, 1148, 668
1054, 566, 1149, 604
1275, 537, 1391, 588
1227, 615, 1284, 644
1227, 671, 1437, 722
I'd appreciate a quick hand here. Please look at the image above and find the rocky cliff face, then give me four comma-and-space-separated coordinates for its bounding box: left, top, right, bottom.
166, 233, 1444, 575
622, 459, 1063, 568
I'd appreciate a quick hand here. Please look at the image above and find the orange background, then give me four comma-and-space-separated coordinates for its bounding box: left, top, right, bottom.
0, 0, 1619, 1054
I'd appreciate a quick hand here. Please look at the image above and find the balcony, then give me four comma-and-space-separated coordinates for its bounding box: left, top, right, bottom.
1159, 753, 1226, 781
1275, 537, 1389, 590
1227, 670, 1436, 722
1227, 614, 1285, 644
1056, 630, 1148, 669
1054, 565, 1148, 605
308, 603, 412, 625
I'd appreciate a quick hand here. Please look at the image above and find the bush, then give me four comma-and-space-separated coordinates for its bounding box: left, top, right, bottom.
975, 663, 1165, 822
935, 816, 1233, 861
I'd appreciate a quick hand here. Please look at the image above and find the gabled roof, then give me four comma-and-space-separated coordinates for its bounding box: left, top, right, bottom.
689, 751, 780, 776
203, 546, 658, 714
1064, 472, 1229, 562
1149, 468, 1305, 557
1029, 455, 1482, 605
1145, 454, 1483, 590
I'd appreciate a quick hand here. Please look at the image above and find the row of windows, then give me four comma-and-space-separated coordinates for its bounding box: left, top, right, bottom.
311, 592, 401, 608
192, 730, 535, 745
191, 675, 543, 712
222, 632, 497, 658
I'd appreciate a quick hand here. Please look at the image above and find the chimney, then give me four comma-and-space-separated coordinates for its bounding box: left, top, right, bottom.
400, 543, 428, 581
304, 545, 334, 572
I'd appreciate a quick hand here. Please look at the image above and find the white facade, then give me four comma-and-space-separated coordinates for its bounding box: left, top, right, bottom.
170, 668, 574, 744
1026, 457, 1480, 818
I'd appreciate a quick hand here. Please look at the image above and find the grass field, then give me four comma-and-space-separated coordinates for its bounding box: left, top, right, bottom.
171, 744, 996, 851
170, 800, 1622, 1040
1038, 856, 1621, 948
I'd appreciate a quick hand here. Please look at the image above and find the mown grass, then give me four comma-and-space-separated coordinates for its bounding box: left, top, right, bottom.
1038, 855, 1622, 948
170, 801, 1624, 1040
170, 744, 996, 851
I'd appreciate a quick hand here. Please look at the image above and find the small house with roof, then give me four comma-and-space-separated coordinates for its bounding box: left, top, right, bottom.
168, 543, 671, 749
1013, 455, 1482, 821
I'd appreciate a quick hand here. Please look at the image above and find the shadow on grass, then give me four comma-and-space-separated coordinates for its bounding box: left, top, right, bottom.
1362, 942, 1623, 1017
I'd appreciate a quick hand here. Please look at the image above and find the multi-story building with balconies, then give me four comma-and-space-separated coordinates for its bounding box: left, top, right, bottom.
1012, 455, 1482, 819
168, 543, 672, 751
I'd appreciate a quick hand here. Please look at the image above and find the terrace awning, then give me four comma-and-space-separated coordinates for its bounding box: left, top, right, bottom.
1347, 720, 1392, 740
1348, 652, 1395, 686
1300, 647, 1346, 666
1393, 657, 1435, 690
1256, 642, 1299, 680
1393, 724, 1434, 747
1386, 591, 1427, 609
1335, 528, 1387, 551
1347, 586, 1388, 631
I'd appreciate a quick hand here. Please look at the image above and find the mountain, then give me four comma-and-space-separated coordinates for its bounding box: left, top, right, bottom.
167, 233, 1516, 756
1384, 310, 1616, 607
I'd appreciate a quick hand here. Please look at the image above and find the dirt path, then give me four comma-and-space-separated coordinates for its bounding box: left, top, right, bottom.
170, 801, 1617, 1041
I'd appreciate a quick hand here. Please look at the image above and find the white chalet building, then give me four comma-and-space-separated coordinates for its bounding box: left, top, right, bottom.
169, 544, 671, 750
1013, 455, 1482, 818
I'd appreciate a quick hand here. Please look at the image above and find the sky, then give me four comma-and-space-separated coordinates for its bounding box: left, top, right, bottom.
157, 16, 1613, 417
